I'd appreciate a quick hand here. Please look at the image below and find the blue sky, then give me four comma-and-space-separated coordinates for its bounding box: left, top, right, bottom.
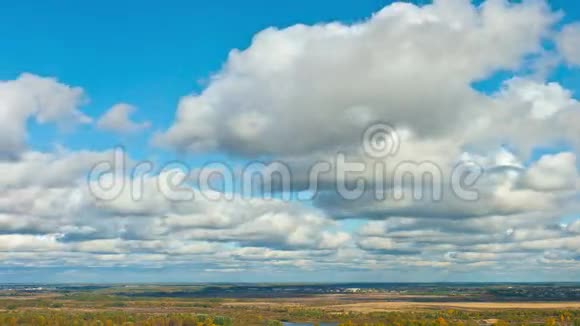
0, 0, 579, 283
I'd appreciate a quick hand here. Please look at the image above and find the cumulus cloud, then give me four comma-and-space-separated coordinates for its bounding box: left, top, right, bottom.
523, 152, 578, 191
153, 0, 578, 248
312, 146, 574, 222
0, 154, 352, 270
89, 171, 349, 250
0, 74, 89, 159
480, 78, 580, 153
353, 214, 580, 274
0, 149, 118, 189
97, 103, 151, 134
156, 0, 557, 156
557, 23, 580, 66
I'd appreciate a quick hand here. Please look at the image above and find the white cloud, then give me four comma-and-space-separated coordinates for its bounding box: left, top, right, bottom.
557, 23, 580, 66
156, 0, 556, 156
523, 152, 578, 191
497, 78, 578, 119
465, 78, 580, 155
0, 73, 89, 159
151, 1, 579, 243
0, 149, 117, 189
97, 103, 150, 134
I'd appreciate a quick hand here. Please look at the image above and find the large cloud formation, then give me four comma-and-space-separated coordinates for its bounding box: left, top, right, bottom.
156, 0, 564, 156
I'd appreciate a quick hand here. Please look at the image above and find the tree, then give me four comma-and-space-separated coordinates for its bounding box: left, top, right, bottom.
545, 318, 557, 326
437, 317, 449, 326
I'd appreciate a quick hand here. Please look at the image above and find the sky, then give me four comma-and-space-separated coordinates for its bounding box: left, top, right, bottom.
0, 0, 579, 283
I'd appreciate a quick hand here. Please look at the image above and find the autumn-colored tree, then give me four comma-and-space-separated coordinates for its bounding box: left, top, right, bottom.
545, 317, 557, 326
437, 316, 449, 326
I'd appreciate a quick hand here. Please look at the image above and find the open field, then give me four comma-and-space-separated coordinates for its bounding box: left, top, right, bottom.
1, 283, 580, 325
322, 301, 580, 312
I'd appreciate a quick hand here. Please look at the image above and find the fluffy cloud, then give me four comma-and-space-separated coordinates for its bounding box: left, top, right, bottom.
557, 23, 580, 66
0, 155, 352, 270
353, 215, 580, 274
0, 74, 89, 159
312, 146, 576, 223
0, 149, 117, 189
480, 78, 580, 153
523, 152, 578, 191
154, 0, 578, 243
97, 103, 151, 134
90, 172, 350, 250
156, 0, 556, 156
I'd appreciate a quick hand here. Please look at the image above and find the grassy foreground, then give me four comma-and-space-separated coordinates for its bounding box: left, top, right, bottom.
1, 305, 580, 325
